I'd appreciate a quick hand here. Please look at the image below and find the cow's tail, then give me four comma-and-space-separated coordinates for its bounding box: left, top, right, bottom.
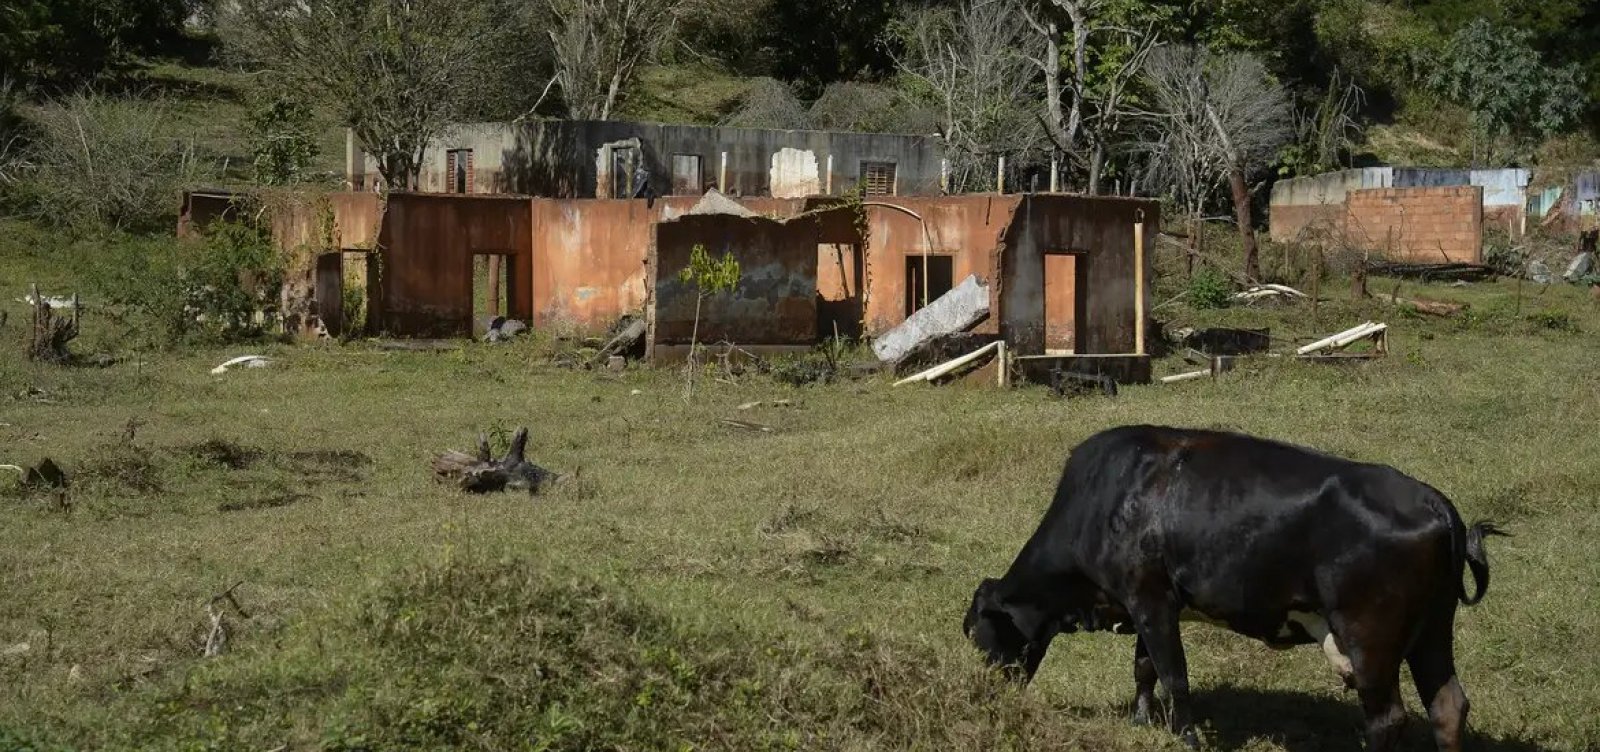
1459, 519, 1509, 606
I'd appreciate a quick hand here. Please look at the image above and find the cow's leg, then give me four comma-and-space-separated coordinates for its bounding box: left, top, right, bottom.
1131, 637, 1159, 726
1128, 598, 1196, 747
1331, 611, 1408, 752
1407, 613, 1470, 752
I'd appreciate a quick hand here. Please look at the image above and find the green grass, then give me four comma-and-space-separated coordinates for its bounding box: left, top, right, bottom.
3, 224, 1600, 751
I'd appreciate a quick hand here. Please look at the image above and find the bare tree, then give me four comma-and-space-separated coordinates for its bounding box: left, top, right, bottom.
1022, 0, 1159, 195
1140, 45, 1291, 281
546, 0, 684, 121
222, 0, 515, 190
890, 0, 1045, 191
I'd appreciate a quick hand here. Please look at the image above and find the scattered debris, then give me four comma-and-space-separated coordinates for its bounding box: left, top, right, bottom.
606, 355, 625, 371
1049, 367, 1117, 398
1160, 369, 1210, 384
2, 642, 29, 657
893, 340, 1005, 387
1364, 261, 1495, 282
1564, 252, 1594, 282
589, 315, 647, 366
1370, 292, 1465, 317
870, 274, 990, 364
374, 339, 459, 352
1181, 327, 1270, 356
210, 355, 271, 374
1528, 260, 1553, 285
718, 418, 773, 432
737, 399, 795, 410
890, 332, 998, 377
482, 316, 529, 343
432, 427, 563, 494
1232, 284, 1307, 303
1184, 349, 1241, 376
1297, 321, 1388, 357
629, 389, 642, 396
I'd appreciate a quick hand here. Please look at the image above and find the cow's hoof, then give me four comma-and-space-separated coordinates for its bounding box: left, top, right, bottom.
1340, 673, 1357, 691
1131, 707, 1152, 727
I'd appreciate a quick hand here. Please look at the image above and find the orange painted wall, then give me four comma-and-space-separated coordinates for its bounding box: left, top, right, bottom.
377, 193, 533, 336
530, 196, 806, 332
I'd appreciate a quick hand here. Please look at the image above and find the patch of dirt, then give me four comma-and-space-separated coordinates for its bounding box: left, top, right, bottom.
217, 493, 311, 513
187, 439, 261, 470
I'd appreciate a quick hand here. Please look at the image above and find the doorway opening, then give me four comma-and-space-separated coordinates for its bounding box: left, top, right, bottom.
1043, 252, 1087, 354
340, 251, 374, 335
905, 254, 954, 316
472, 253, 511, 337
314, 253, 344, 337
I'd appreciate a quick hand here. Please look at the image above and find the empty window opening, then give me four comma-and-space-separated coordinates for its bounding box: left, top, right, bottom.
905, 254, 954, 316
472, 253, 511, 336
861, 161, 897, 196
1043, 252, 1087, 354
610, 146, 640, 198
671, 154, 703, 195
446, 149, 474, 193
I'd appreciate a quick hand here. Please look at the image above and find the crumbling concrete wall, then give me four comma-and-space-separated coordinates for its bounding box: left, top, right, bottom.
1001, 194, 1158, 356
1344, 186, 1483, 263
649, 212, 819, 360
852, 195, 1017, 337
530, 196, 805, 333
350, 120, 944, 199
1273, 167, 1529, 241
271, 192, 383, 337
1269, 168, 1393, 242
375, 193, 533, 336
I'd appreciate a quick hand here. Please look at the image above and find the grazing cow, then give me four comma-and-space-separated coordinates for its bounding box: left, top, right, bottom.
963, 424, 1506, 751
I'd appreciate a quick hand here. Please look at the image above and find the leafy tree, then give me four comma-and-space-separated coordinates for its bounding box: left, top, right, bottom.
221, 0, 521, 190
248, 88, 320, 186
677, 243, 740, 400
0, 0, 196, 88
1430, 18, 1586, 165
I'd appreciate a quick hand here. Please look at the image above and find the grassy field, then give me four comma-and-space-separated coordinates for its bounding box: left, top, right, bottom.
2, 229, 1600, 751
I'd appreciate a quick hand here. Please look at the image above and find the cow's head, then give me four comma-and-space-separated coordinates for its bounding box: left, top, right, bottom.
963, 577, 1055, 683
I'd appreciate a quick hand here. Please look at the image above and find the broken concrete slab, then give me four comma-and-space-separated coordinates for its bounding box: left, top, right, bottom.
1564, 252, 1594, 282
686, 188, 758, 218
870, 274, 989, 364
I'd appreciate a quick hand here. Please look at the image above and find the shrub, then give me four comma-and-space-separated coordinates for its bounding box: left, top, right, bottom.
19, 91, 206, 233
76, 220, 283, 346
1187, 266, 1232, 309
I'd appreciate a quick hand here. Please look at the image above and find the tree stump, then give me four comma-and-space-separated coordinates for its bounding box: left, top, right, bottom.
27, 285, 78, 364
431, 427, 563, 494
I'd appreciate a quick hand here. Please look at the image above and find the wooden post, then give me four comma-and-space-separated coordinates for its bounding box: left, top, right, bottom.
940, 159, 949, 193
1134, 211, 1146, 356
718, 152, 727, 192
825, 154, 833, 194
997, 156, 1005, 194
1049, 156, 1059, 193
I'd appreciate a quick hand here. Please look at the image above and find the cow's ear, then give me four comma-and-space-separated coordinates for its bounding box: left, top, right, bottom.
1000, 601, 1056, 643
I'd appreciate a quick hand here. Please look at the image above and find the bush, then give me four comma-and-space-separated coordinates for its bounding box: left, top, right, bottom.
1187, 266, 1232, 309
75, 220, 283, 346
19, 91, 206, 233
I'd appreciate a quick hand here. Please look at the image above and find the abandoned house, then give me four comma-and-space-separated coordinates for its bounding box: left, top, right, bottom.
252, 188, 1159, 384
344, 118, 947, 199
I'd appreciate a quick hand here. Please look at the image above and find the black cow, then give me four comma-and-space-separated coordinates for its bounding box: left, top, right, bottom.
963, 424, 1506, 752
